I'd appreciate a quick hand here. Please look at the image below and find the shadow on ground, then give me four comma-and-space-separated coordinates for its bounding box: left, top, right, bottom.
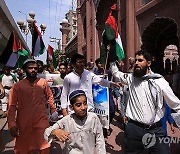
0, 129, 14, 153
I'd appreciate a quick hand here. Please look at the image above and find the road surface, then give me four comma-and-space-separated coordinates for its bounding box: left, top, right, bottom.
0, 111, 180, 154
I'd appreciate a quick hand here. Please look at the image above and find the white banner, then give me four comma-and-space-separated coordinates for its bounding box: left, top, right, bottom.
38, 74, 60, 86
38, 74, 63, 113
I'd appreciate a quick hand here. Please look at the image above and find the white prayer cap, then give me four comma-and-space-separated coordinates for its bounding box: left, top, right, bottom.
69, 90, 86, 102
23, 59, 37, 68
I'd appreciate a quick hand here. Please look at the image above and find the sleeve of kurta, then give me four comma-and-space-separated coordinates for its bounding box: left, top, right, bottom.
110, 62, 129, 85
7, 85, 18, 129
60, 77, 70, 109
94, 116, 106, 154
44, 80, 56, 114
44, 118, 64, 142
159, 78, 180, 113
91, 72, 110, 87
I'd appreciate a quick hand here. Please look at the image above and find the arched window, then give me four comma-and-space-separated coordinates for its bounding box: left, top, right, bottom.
163, 45, 179, 74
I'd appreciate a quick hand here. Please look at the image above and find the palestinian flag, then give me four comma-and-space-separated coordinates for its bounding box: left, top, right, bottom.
0, 31, 19, 67
47, 44, 57, 68
15, 40, 29, 68
32, 22, 45, 57
100, 3, 125, 65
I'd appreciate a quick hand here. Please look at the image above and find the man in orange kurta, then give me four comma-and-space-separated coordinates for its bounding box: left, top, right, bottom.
7, 59, 57, 154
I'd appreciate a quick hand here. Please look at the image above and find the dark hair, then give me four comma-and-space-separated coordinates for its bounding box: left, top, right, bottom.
67, 63, 73, 73
3, 66, 12, 71
95, 58, 101, 65
59, 62, 67, 68
36, 60, 44, 66
87, 61, 94, 67
135, 50, 152, 62
67, 63, 73, 67
44, 64, 50, 68
71, 53, 85, 64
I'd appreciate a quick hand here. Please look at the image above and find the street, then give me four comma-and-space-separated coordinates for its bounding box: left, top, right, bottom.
0, 111, 180, 154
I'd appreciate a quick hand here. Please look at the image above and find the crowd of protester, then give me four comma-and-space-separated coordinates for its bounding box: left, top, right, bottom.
0, 51, 180, 154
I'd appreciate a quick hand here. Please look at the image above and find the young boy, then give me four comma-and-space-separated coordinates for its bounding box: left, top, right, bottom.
44, 90, 106, 154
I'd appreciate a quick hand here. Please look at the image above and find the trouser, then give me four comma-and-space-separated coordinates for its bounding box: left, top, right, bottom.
1, 89, 10, 112
109, 90, 115, 123
124, 120, 170, 154
98, 115, 109, 129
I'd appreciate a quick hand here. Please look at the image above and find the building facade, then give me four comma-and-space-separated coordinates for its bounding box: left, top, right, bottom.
60, 19, 70, 54
67, 0, 180, 73
122, 0, 180, 73
65, 10, 77, 41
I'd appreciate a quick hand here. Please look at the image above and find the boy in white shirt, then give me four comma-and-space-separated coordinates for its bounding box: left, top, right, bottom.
44, 90, 106, 154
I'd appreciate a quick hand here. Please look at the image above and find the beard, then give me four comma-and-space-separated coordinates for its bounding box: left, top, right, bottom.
26, 71, 37, 78
133, 65, 148, 78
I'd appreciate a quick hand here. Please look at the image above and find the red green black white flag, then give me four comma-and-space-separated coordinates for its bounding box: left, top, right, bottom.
47, 44, 57, 68
0, 31, 19, 67
16, 40, 29, 68
100, 3, 125, 65
32, 22, 45, 57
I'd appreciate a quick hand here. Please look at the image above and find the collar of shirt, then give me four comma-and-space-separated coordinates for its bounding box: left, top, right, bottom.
71, 113, 88, 128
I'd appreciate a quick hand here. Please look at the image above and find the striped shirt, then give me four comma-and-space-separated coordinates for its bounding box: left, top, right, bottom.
110, 62, 180, 125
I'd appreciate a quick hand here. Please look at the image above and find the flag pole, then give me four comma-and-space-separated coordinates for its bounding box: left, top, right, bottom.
103, 44, 110, 78
31, 22, 35, 60
17, 51, 19, 68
